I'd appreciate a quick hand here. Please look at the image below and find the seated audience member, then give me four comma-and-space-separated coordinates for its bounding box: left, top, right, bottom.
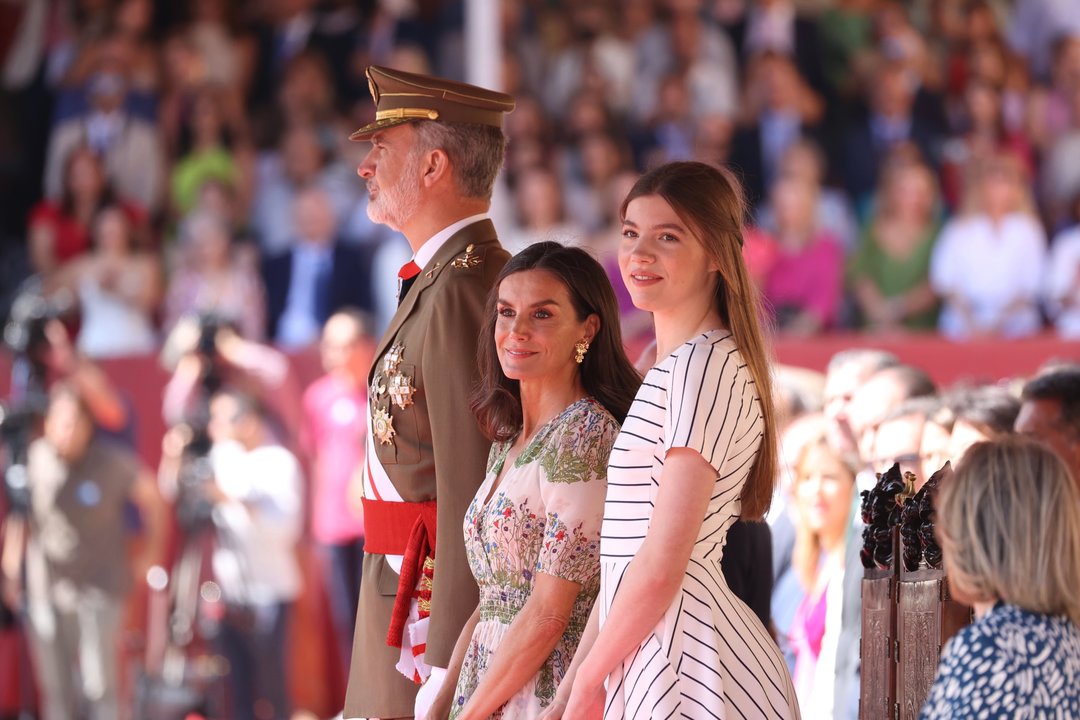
822, 349, 901, 459
920, 399, 956, 483
164, 210, 266, 341
301, 311, 373, 678
845, 364, 937, 466
922, 437, 1080, 719
47, 204, 161, 358
205, 390, 303, 720
784, 433, 857, 720
746, 176, 843, 335
946, 385, 1021, 462
44, 62, 165, 215
263, 186, 373, 349
1, 385, 166, 720
866, 396, 941, 485
28, 146, 146, 276
1015, 366, 1080, 482
502, 167, 583, 255
848, 159, 941, 331
430, 243, 639, 719
1045, 193, 1080, 338
929, 154, 1048, 338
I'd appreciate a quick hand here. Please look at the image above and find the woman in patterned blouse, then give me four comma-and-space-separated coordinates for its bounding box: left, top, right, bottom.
921, 436, 1080, 719
427, 242, 641, 720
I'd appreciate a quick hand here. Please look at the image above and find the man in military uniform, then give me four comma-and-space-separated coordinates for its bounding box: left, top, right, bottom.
343, 66, 513, 720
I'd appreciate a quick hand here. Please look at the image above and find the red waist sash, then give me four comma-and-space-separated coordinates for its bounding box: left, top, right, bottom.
362, 497, 438, 650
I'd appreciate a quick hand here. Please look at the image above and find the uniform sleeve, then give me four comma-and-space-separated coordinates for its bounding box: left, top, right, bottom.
535, 410, 617, 585
664, 341, 748, 475
422, 255, 506, 666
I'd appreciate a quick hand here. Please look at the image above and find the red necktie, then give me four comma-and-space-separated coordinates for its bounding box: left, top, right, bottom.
398, 260, 421, 305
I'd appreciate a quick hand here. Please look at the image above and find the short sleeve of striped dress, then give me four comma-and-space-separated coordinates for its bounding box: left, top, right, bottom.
663, 332, 762, 477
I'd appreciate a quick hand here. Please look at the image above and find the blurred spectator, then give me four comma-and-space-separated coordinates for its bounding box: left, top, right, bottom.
503, 167, 583, 254
866, 395, 939, 484
1, 384, 166, 720
842, 58, 944, 211
816, 0, 878, 102
58, 1, 160, 96
930, 154, 1048, 338
946, 384, 1021, 461
846, 363, 937, 465
920, 398, 956, 482
301, 310, 372, 678
746, 176, 844, 335
848, 158, 941, 331
1015, 367, 1080, 481
183, 0, 256, 93
722, 0, 827, 96
250, 123, 359, 255
163, 211, 266, 341
161, 319, 303, 444
786, 433, 857, 720
27, 144, 147, 276
1038, 82, 1080, 231
756, 139, 859, 253
262, 186, 373, 349
1027, 34, 1080, 152
730, 52, 825, 211
44, 61, 165, 215
46, 205, 161, 359
631, 0, 739, 127
941, 79, 1035, 211
169, 84, 255, 218
821, 349, 900, 457
1007, 0, 1080, 81
205, 389, 303, 720
1045, 193, 1080, 337
563, 131, 629, 235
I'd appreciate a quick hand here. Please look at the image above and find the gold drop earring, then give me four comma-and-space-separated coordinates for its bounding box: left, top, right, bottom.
574, 339, 590, 364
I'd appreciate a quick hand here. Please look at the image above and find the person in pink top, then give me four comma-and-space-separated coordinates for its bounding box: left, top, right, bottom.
301, 309, 374, 678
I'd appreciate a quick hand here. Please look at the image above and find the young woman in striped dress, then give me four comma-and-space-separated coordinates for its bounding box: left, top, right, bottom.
545, 161, 800, 719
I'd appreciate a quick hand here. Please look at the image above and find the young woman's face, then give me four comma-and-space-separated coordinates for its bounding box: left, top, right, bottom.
795, 443, 855, 539
494, 269, 596, 386
618, 194, 719, 316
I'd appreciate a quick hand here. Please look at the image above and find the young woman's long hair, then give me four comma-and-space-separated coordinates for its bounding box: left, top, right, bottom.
621, 161, 778, 520
471, 241, 642, 442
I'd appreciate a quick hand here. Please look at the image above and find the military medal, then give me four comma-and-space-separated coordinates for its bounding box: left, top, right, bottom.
451, 243, 483, 269
373, 406, 396, 445
383, 342, 405, 375
388, 373, 417, 409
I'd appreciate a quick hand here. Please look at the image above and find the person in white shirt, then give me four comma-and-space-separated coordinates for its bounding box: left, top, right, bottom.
930, 154, 1048, 338
206, 389, 303, 720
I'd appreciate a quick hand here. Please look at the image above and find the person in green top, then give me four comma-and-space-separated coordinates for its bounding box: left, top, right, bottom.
848, 157, 942, 331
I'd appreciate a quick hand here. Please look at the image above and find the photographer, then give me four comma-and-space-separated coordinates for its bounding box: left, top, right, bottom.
161, 315, 302, 446
160, 388, 303, 720
1, 384, 166, 720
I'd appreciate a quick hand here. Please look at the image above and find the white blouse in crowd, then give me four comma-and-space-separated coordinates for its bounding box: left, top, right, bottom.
1045, 225, 1080, 338
929, 212, 1048, 339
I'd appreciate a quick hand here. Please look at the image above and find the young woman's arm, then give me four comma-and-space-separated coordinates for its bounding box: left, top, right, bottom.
562, 448, 718, 719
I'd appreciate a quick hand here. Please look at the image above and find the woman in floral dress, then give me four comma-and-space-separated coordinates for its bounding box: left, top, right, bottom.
429, 242, 641, 720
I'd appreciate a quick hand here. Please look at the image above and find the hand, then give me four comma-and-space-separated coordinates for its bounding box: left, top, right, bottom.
563, 680, 604, 720
43, 318, 77, 374
162, 424, 194, 460
538, 697, 568, 720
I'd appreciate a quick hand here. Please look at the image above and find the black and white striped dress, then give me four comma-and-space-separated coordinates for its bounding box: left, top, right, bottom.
600, 330, 800, 719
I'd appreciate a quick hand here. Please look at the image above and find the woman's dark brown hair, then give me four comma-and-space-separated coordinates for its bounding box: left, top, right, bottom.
620, 161, 778, 520
471, 241, 641, 442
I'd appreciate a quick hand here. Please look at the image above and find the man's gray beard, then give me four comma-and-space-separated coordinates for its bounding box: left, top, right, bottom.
367, 156, 423, 231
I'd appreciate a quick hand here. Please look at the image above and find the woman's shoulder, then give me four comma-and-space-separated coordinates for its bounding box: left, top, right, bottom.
955, 604, 1080, 663
666, 329, 743, 375
549, 397, 620, 444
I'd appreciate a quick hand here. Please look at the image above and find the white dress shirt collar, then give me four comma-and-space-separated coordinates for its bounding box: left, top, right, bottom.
413, 213, 490, 270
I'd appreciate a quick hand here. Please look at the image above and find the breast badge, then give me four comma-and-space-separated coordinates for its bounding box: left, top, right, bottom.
372, 406, 396, 445
388, 373, 416, 409
383, 342, 405, 375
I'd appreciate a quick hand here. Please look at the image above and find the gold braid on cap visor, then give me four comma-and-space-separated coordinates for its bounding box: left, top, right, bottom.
375, 108, 440, 121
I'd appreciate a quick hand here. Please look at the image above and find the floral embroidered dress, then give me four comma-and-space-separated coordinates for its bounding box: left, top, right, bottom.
450, 397, 619, 719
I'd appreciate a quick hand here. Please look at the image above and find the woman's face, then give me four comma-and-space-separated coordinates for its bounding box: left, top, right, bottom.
795, 443, 855, 540
980, 171, 1018, 215
619, 194, 719, 316
495, 269, 597, 386
889, 167, 934, 221
68, 150, 106, 199
94, 208, 131, 254
190, 220, 229, 269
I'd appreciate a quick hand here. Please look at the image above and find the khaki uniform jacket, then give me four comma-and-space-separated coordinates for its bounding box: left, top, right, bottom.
345, 220, 509, 718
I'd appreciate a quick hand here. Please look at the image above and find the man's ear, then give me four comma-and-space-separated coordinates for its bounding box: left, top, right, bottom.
421, 148, 451, 188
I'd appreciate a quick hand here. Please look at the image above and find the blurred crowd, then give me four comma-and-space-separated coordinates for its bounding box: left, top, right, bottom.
3, 0, 1080, 718
3, 0, 1080, 347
